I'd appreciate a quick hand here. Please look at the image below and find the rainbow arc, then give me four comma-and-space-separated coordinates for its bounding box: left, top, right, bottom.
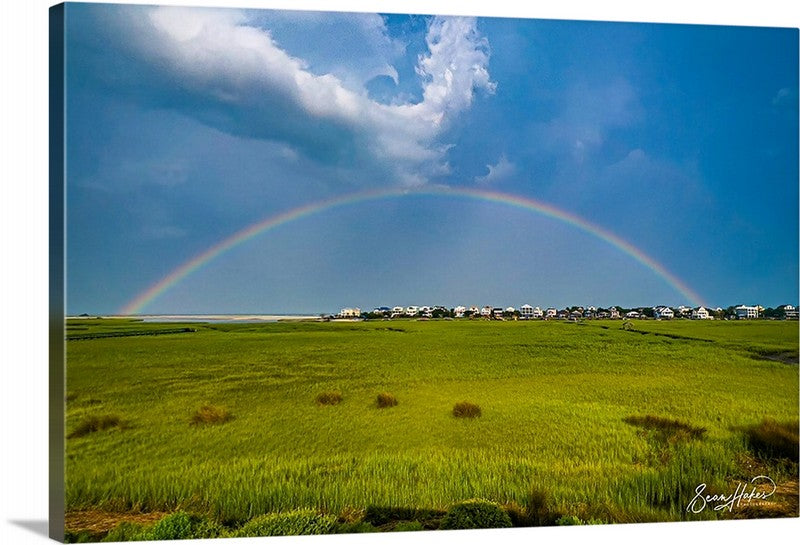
119, 186, 705, 314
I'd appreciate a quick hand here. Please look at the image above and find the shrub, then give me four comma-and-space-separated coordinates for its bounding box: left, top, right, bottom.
439, 499, 513, 530
376, 392, 398, 408
742, 418, 799, 462
191, 404, 233, 425
315, 390, 343, 406
452, 401, 481, 418
235, 509, 337, 537
137, 512, 224, 540
148, 512, 191, 540
68, 414, 125, 438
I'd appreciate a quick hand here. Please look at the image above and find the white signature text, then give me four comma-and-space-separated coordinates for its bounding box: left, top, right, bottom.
686, 475, 776, 513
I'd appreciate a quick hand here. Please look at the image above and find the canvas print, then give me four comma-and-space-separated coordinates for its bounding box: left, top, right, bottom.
50, 1, 799, 542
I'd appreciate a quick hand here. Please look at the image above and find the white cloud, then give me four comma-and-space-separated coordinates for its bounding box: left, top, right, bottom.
475, 154, 515, 184
94, 5, 494, 187
246, 10, 404, 89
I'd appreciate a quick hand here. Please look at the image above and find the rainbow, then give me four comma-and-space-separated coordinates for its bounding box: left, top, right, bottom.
119, 186, 705, 314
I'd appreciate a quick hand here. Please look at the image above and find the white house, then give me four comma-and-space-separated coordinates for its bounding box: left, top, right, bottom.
784, 305, 799, 320
609, 307, 620, 319
654, 306, 674, 320
692, 307, 711, 320
545, 307, 557, 319
454, 305, 467, 318
468, 306, 480, 316
338, 307, 361, 318
405, 306, 419, 317
735, 305, 759, 319
480, 306, 493, 318
532, 306, 544, 319
625, 310, 640, 319
520, 304, 533, 319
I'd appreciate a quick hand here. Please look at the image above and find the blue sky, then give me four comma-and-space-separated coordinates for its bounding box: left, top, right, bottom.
63, 2, 798, 315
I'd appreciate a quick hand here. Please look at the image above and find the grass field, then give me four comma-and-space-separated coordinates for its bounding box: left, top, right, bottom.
63, 318, 799, 540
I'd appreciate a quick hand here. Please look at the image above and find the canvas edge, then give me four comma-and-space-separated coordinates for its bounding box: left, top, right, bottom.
49, 2, 66, 542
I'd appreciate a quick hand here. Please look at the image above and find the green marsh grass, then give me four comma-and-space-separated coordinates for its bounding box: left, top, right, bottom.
65, 318, 798, 530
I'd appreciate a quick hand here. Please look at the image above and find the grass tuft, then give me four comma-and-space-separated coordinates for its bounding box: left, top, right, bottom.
316, 391, 343, 406
742, 418, 799, 462
68, 414, 125, 439
376, 392, 398, 408
191, 405, 233, 425
623, 414, 706, 441
452, 401, 481, 418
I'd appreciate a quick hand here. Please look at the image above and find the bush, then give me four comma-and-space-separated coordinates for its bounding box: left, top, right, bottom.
376, 392, 398, 408
743, 418, 799, 462
191, 405, 233, 425
315, 391, 343, 406
68, 414, 125, 438
235, 509, 337, 537
439, 499, 513, 530
452, 401, 481, 418
144, 512, 223, 540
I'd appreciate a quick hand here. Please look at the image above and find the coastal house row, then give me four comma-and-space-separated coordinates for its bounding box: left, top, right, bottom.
342, 303, 797, 321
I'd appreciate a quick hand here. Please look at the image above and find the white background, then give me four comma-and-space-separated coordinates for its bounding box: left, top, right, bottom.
1, 1, 797, 544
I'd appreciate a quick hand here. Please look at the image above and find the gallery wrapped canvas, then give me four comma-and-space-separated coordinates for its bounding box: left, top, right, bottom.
50, 1, 798, 543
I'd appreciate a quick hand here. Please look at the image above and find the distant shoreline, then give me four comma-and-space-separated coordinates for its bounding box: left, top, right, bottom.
68, 314, 323, 323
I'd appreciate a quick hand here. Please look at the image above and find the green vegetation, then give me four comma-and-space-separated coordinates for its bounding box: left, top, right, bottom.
376, 392, 399, 408
452, 401, 482, 418
741, 418, 799, 462
190, 404, 233, 425
439, 499, 513, 529
315, 390, 343, 406
68, 414, 126, 439
64, 318, 798, 540
234, 509, 337, 537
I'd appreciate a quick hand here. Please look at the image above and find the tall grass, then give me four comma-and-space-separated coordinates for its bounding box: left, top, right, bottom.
64, 319, 799, 527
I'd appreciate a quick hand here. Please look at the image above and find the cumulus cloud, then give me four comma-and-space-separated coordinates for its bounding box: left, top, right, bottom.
475, 154, 515, 184
246, 10, 404, 89
85, 5, 494, 187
